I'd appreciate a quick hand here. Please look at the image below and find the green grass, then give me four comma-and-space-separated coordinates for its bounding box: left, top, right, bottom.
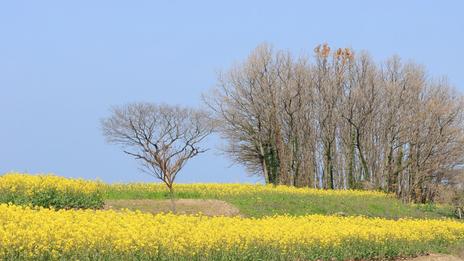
104, 186, 456, 219
225, 193, 454, 219
0, 188, 104, 210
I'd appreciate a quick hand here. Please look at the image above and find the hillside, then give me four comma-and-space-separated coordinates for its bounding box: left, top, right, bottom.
0, 173, 463, 260
104, 183, 455, 219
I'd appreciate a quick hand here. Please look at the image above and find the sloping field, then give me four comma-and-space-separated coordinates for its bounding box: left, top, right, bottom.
105, 199, 240, 216
0, 173, 463, 260
1, 204, 463, 260
105, 183, 455, 219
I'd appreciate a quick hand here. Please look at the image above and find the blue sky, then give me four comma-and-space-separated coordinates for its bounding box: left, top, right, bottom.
1, 1, 463, 183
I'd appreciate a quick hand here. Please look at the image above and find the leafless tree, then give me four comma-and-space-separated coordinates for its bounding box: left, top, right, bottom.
101, 103, 214, 210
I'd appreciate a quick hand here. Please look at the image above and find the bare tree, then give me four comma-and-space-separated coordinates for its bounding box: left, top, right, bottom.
101, 103, 214, 211
203, 44, 316, 186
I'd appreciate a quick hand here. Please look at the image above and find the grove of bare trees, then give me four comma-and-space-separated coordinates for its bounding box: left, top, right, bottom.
204, 43, 464, 203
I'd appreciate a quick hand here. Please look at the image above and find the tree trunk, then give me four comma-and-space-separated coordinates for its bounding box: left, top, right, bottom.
325, 141, 335, 189
456, 207, 463, 219
266, 143, 279, 185
168, 185, 176, 213
355, 129, 369, 185
259, 144, 270, 184
348, 127, 356, 189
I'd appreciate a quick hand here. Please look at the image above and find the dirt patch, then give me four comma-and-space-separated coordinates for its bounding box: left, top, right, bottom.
401, 254, 463, 261
105, 199, 241, 217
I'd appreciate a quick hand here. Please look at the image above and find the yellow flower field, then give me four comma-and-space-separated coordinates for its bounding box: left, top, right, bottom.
0, 173, 101, 195
2, 173, 387, 199
0, 204, 463, 260
0, 173, 104, 209
0, 173, 452, 219
107, 182, 389, 198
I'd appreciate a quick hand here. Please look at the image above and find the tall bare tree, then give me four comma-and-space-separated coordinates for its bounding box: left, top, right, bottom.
101, 103, 214, 210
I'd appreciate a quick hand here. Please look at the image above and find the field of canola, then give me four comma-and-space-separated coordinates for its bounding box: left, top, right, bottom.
0, 173, 463, 260
1, 204, 464, 260
0, 173, 104, 209
106, 182, 389, 198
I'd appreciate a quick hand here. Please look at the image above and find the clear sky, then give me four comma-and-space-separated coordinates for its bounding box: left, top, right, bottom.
1, 1, 463, 183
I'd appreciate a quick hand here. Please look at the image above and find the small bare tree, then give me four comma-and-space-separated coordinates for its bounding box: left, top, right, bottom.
101, 103, 214, 211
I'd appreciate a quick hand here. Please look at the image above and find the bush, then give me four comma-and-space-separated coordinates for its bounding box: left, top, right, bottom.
0, 173, 104, 209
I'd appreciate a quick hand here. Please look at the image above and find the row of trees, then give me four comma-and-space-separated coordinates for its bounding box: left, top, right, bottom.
204, 44, 464, 203
102, 43, 464, 204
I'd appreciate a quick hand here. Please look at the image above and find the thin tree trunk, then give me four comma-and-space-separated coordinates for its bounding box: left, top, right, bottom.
325, 141, 335, 189
348, 127, 356, 189
259, 144, 270, 184
355, 129, 370, 185
168, 185, 176, 213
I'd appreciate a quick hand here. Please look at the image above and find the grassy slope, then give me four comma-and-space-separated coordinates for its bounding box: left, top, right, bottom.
105, 186, 455, 219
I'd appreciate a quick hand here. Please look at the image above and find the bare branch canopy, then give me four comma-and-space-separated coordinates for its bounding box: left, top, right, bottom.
204, 43, 464, 203
101, 103, 214, 191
